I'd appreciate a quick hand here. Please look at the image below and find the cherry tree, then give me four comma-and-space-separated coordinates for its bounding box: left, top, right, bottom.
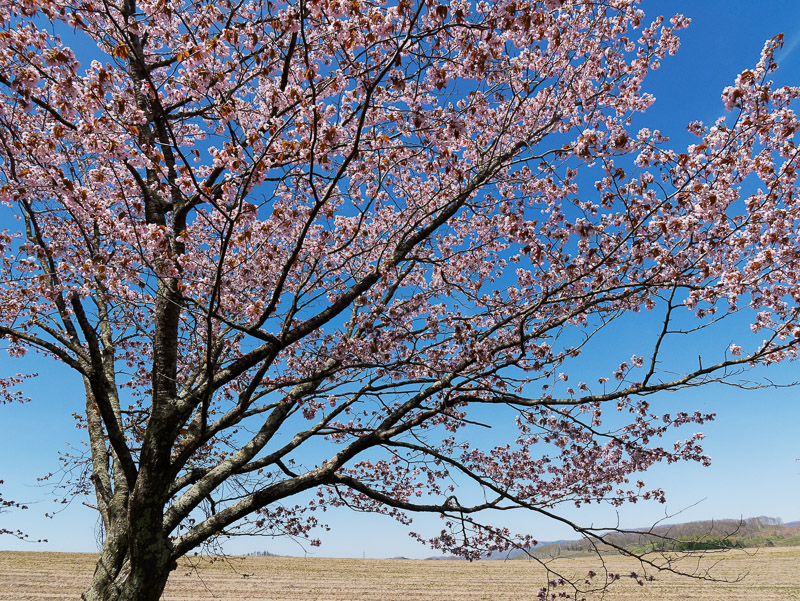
0, 0, 798, 599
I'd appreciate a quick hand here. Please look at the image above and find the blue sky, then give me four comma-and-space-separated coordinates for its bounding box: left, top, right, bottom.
1, 0, 799, 559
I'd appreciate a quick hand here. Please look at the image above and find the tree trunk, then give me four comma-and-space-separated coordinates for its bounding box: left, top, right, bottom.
81, 509, 175, 601
82, 544, 173, 601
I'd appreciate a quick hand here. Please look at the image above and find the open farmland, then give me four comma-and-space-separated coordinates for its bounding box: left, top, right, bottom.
1, 546, 799, 600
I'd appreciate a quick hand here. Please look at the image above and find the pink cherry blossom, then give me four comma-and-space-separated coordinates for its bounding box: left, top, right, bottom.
0, 2, 797, 600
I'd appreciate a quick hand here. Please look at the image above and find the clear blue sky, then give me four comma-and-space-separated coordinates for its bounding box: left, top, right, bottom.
1, 0, 799, 558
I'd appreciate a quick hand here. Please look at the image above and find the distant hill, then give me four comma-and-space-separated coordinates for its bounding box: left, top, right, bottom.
513, 516, 800, 559
424, 517, 800, 561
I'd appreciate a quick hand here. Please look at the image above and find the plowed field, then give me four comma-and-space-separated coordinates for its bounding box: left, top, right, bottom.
1, 546, 798, 600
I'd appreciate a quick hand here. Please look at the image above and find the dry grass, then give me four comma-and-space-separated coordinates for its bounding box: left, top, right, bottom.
1, 546, 798, 600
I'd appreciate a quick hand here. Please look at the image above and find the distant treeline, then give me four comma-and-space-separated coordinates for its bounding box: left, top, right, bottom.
523, 516, 800, 558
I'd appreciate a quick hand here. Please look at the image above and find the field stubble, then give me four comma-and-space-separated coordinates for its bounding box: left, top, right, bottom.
1, 546, 798, 600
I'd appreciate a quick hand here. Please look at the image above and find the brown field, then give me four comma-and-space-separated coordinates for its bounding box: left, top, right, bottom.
1, 546, 799, 600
